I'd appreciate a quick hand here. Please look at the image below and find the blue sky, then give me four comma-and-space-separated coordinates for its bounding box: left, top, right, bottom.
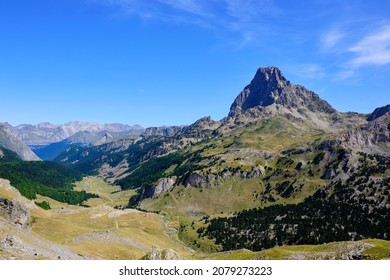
1, 0, 390, 127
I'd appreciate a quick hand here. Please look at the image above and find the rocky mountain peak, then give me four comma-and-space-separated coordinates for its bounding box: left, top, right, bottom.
367, 104, 390, 121
228, 66, 335, 117
256, 66, 290, 88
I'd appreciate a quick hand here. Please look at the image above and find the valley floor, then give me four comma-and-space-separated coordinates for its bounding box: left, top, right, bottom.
1, 177, 389, 260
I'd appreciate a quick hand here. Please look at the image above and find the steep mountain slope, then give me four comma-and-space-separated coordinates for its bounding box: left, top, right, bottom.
0, 124, 40, 161
0, 146, 21, 162
366, 104, 390, 121
32, 131, 115, 161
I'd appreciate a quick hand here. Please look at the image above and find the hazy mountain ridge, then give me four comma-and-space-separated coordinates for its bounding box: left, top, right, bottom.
32, 131, 117, 161
13, 121, 144, 145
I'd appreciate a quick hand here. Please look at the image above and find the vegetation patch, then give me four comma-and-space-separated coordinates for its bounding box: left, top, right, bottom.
0, 161, 97, 205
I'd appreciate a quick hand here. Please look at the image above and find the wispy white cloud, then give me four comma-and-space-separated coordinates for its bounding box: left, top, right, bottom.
158, 0, 210, 17
320, 29, 344, 50
285, 63, 326, 79
224, 0, 282, 48
225, 0, 281, 20
90, 0, 157, 18
89, 0, 281, 48
319, 24, 390, 80
347, 25, 390, 67
334, 69, 355, 80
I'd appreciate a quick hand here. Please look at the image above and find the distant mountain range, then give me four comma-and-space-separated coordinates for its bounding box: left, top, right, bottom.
12, 121, 144, 145
0, 121, 145, 161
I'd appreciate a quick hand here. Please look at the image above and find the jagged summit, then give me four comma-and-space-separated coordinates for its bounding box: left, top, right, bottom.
228, 66, 335, 117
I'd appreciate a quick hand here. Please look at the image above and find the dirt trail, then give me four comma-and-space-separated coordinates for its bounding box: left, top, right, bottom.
160, 216, 196, 253
85, 178, 113, 203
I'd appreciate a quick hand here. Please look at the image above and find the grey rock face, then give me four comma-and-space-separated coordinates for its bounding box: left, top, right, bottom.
228, 66, 335, 117
340, 112, 390, 155
142, 246, 180, 260
366, 104, 390, 121
140, 178, 175, 199
0, 197, 30, 229
185, 172, 208, 188
142, 126, 184, 137
184, 167, 265, 189
180, 116, 221, 137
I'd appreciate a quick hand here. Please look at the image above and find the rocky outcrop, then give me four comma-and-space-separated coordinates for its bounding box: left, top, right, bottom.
142, 126, 184, 137
340, 111, 390, 155
185, 172, 208, 188
185, 167, 265, 189
140, 178, 175, 199
228, 66, 335, 118
142, 246, 180, 260
0, 197, 30, 229
180, 116, 221, 137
